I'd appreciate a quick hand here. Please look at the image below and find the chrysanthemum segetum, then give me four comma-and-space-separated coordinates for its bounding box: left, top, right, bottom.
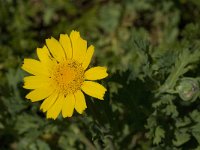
22, 30, 108, 119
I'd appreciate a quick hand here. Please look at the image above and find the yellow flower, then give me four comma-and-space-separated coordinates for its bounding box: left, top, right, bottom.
22, 30, 108, 119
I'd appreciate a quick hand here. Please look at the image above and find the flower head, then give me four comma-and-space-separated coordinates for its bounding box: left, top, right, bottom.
22, 30, 108, 119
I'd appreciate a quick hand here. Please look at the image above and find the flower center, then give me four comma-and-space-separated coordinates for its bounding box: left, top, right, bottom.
51, 60, 84, 96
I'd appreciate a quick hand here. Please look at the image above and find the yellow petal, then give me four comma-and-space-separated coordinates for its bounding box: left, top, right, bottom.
22, 59, 49, 76
81, 81, 107, 100
74, 90, 87, 114
62, 94, 75, 117
82, 45, 94, 70
84, 67, 108, 80
59, 34, 73, 59
46, 37, 66, 62
70, 30, 87, 63
37, 46, 56, 74
37, 46, 51, 62
47, 94, 65, 119
36, 46, 55, 70
23, 75, 52, 89
26, 87, 54, 102
40, 91, 58, 112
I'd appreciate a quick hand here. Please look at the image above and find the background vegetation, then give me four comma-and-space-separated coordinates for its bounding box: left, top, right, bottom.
1, 0, 200, 149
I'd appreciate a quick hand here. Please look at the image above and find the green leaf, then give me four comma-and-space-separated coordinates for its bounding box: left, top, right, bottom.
153, 126, 165, 145
0, 122, 4, 129
36, 140, 50, 150
190, 110, 200, 123
163, 104, 178, 118
99, 3, 121, 33
173, 130, 191, 146
195, 146, 200, 150
175, 117, 191, 128
158, 49, 200, 94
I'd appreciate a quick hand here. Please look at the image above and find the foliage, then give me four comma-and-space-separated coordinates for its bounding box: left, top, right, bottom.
1, 0, 200, 149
